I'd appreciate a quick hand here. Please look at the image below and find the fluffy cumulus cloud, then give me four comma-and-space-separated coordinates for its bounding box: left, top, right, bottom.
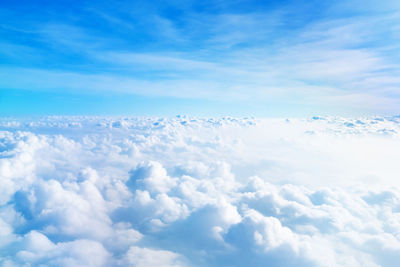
1, 116, 400, 266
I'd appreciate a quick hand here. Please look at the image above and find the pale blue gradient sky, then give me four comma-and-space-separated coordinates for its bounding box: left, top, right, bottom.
1, 0, 400, 116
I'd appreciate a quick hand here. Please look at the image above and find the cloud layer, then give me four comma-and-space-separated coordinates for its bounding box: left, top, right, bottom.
1, 116, 400, 266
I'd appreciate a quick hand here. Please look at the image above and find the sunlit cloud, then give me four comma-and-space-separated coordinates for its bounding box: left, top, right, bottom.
1, 116, 400, 266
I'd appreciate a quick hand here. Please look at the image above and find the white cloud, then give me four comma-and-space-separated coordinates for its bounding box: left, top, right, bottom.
1, 116, 400, 266
122, 246, 186, 267
15, 231, 111, 267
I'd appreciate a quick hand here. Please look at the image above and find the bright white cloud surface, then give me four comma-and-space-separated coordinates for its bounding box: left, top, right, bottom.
1, 116, 400, 266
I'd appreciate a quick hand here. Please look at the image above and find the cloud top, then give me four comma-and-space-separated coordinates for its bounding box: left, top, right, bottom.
1, 116, 400, 266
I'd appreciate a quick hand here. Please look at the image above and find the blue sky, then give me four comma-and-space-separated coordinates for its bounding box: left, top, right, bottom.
1, 0, 400, 116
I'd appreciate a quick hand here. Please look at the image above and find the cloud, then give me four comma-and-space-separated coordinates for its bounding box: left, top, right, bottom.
14, 231, 111, 267
1, 116, 400, 266
121, 246, 186, 267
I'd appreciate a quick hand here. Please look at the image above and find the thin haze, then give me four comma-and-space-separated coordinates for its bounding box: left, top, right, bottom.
1, 0, 400, 116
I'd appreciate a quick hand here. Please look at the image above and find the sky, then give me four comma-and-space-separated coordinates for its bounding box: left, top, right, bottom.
1, 0, 400, 116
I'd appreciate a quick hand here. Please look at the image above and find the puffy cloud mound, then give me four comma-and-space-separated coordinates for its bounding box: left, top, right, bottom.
1, 116, 400, 266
